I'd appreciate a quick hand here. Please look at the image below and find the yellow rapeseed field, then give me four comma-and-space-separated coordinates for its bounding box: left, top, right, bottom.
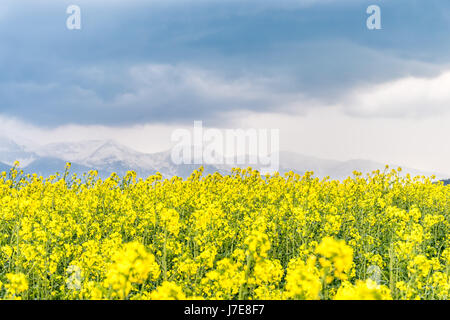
1, 162, 449, 300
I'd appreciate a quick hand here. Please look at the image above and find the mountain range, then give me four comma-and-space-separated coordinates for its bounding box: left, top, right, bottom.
0, 137, 448, 181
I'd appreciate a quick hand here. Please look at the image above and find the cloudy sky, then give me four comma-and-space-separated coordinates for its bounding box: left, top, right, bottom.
1, 0, 450, 174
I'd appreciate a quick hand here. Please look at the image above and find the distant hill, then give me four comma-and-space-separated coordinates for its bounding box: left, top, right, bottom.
0, 137, 449, 180
24, 157, 109, 178
0, 162, 11, 173
442, 179, 450, 186
0, 137, 37, 166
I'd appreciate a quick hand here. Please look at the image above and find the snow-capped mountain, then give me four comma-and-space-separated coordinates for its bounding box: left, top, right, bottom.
0, 137, 37, 167
0, 137, 448, 180
35, 140, 107, 163
31, 140, 229, 178
36, 140, 155, 176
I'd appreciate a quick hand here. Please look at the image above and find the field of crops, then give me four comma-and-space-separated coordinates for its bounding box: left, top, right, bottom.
1, 163, 449, 300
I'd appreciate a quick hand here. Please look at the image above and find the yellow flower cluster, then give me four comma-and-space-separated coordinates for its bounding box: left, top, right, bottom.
3, 273, 28, 299
334, 279, 391, 300
103, 242, 160, 299
1, 165, 450, 300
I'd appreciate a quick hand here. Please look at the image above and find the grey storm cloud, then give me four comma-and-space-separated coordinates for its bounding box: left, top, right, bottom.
1, 0, 450, 126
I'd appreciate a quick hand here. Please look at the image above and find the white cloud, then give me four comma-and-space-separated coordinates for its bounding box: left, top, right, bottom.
343, 70, 450, 118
